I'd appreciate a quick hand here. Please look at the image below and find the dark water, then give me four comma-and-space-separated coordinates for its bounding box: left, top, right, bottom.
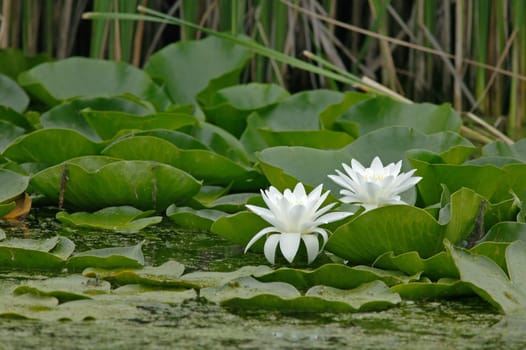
1, 211, 526, 350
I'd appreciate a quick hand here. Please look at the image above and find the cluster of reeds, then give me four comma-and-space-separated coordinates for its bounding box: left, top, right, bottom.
0, 0, 524, 139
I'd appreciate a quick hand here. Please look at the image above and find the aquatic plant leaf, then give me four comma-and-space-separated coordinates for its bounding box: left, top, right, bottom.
40, 96, 154, 141
0, 236, 73, 270
144, 35, 252, 105
83, 260, 198, 289
0, 294, 59, 319
3, 128, 103, 165
240, 90, 344, 153
14, 274, 111, 302
0, 169, 29, 204
210, 211, 268, 252
0, 203, 15, 218
327, 188, 483, 264
166, 206, 228, 230
319, 91, 372, 131
56, 206, 162, 233
337, 96, 462, 135
37, 297, 142, 321
102, 136, 262, 188
110, 285, 197, 303
0, 120, 26, 153
374, 251, 459, 281
82, 110, 197, 140
210, 277, 400, 313
31, 158, 201, 211
203, 83, 289, 137
258, 129, 354, 149
67, 242, 145, 271
18, 57, 170, 109
254, 263, 421, 290
0, 229, 5, 241
484, 222, 526, 242
204, 192, 260, 213
482, 139, 526, 162
446, 241, 526, 314
181, 266, 273, 288
2, 193, 31, 220
0, 74, 29, 112
391, 279, 472, 300
410, 159, 505, 206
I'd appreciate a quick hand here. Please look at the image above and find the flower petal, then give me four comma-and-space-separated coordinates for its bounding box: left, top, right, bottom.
244, 226, 279, 253
302, 234, 320, 264
263, 234, 281, 264
279, 232, 301, 263
316, 211, 353, 224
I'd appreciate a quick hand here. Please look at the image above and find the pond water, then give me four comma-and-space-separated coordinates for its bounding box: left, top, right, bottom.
1, 211, 526, 350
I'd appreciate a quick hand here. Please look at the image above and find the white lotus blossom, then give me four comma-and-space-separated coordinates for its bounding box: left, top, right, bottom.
328, 156, 422, 211
244, 183, 351, 264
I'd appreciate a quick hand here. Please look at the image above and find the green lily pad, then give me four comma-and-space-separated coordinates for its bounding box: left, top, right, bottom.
40, 96, 154, 141
482, 139, 526, 162
101, 136, 261, 188
31, 158, 201, 211
180, 265, 273, 288
327, 188, 484, 264
319, 91, 373, 130
110, 285, 198, 303
0, 236, 74, 270
254, 263, 421, 290
0, 119, 28, 153
391, 279, 472, 300
166, 206, 228, 230
446, 240, 526, 314
374, 251, 459, 280
210, 211, 268, 252
0, 74, 29, 112
0, 169, 29, 204
144, 35, 252, 105
337, 96, 462, 135
56, 206, 163, 233
14, 274, 111, 302
82, 110, 197, 140
203, 83, 289, 137
205, 192, 260, 213
411, 159, 505, 206
3, 128, 103, 165
18, 57, 170, 109
67, 242, 145, 271
204, 277, 401, 313
0, 294, 59, 319
259, 129, 354, 149
484, 222, 526, 242
83, 260, 198, 289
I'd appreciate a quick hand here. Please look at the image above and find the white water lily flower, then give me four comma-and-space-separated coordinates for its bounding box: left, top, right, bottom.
245, 183, 352, 264
328, 156, 422, 211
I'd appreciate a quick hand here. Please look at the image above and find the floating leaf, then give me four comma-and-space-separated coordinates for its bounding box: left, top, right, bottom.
166, 206, 228, 230
102, 136, 261, 189
0, 74, 29, 112
18, 57, 170, 109
144, 36, 252, 104
259, 129, 354, 149
2, 193, 31, 220
337, 96, 462, 135
0, 169, 29, 204
203, 83, 289, 137
205, 277, 401, 313
83, 260, 198, 289
391, 279, 472, 300
181, 265, 272, 288
14, 274, 111, 302
210, 211, 268, 252
31, 158, 201, 211
3, 128, 103, 165
484, 222, 526, 242
327, 188, 483, 264
0, 120, 27, 153
446, 241, 526, 314
374, 251, 458, 281
0, 294, 59, 319
254, 263, 420, 290
482, 139, 526, 162
40, 96, 154, 141
67, 242, 145, 271
0, 236, 74, 270
205, 192, 260, 213
82, 110, 197, 140
56, 206, 162, 233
